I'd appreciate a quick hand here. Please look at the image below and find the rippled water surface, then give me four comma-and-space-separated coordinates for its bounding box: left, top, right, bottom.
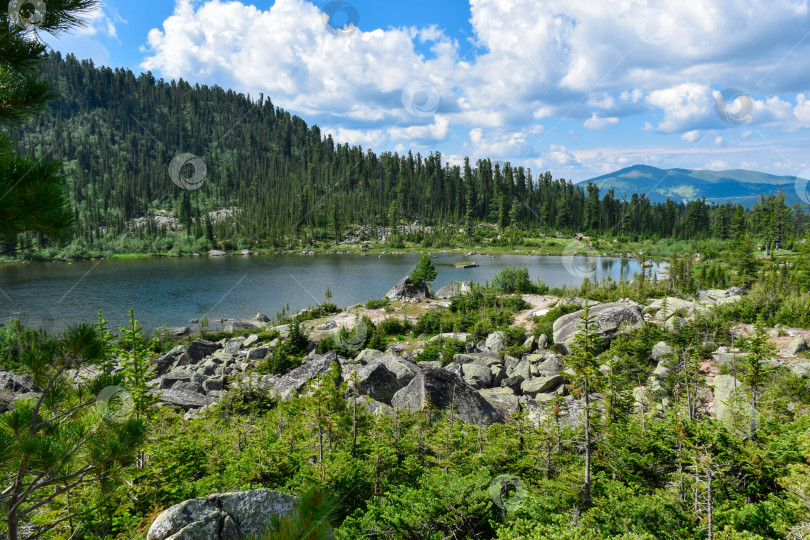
0, 253, 654, 332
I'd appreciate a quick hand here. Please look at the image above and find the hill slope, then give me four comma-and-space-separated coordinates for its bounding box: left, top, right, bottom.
588, 165, 798, 208
11, 53, 802, 255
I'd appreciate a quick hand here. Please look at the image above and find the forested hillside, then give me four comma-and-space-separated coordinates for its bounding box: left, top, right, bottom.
12, 53, 809, 255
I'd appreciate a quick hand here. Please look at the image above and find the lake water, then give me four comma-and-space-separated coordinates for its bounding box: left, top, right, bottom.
0, 253, 654, 333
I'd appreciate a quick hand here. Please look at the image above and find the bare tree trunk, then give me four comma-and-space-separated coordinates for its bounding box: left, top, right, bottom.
584, 385, 592, 506
678, 438, 685, 502
707, 468, 714, 540
8, 507, 18, 540
352, 392, 357, 458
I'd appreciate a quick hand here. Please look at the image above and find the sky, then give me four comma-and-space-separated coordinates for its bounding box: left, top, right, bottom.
41, 0, 810, 183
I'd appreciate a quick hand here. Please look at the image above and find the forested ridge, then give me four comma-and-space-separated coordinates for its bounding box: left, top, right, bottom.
11, 53, 809, 255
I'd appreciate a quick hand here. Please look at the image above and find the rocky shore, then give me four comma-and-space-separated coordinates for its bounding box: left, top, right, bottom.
4, 282, 809, 432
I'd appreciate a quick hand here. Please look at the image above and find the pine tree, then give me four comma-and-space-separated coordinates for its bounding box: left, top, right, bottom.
410, 252, 437, 289
739, 314, 777, 436
0, 324, 146, 540
0, 1, 97, 249
119, 309, 157, 421
564, 302, 602, 506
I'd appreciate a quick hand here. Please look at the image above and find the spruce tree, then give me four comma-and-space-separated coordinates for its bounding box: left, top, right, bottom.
564, 302, 602, 507
410, 252, 437, 289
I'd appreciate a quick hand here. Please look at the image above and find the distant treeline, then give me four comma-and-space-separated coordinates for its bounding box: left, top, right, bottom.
13, 53, 810, 250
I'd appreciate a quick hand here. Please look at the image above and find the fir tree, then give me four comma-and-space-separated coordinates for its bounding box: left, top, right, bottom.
410, 252, 437, 289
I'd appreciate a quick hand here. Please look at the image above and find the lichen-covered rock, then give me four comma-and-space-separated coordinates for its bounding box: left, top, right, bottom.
187, 338, 223, 362
434, 281, 472, 299
713, 374, 756, 437
377, 352, 420, 388
354, 362, 402, 404
461, 362, 492, 389
453, 352, 502, 367
788, 337, 809, 356
651, 341, 674, 362
485, 331, 507, 352
274, 351, 339, 399
391, 368, 504, 425
146, 489, 296, 540
356, 348, 385, 365
553, 302, 645, 355
535, 355, 564, 376
154, 388, 214, 411
478, 387, 521, 417
520, 375, 564, 395
246, 347, 268, 361
385, 275, 430, 300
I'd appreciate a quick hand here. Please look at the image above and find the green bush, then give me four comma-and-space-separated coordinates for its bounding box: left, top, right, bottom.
492, 266, 534, 293
415, 310, 443, 336
379, 317, 413, 336
415, 338, 466, 365
365, 297, 390, 309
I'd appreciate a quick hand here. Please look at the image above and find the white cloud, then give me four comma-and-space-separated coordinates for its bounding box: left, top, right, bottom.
705, 160, 729, 170
794, 94, 810, 127
714, 136, 724, 146
469, 127, 540, 158
584, 113, 619, 130
646, 83, 713, 133
321, 126, 387, 149
139, 0, 810, 180
545, 145, 580, 166
389, 116, 451, 145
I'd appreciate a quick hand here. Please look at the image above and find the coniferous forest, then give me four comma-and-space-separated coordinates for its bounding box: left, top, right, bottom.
7, 53, 808, 257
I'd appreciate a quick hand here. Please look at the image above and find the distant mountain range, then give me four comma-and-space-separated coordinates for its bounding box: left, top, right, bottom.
587, 165, 803, 208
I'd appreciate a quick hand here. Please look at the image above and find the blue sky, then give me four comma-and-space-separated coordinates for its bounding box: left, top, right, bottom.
43, 0, 810, 183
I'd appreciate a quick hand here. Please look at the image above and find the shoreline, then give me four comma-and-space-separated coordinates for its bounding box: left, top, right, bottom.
0, 243, 666, 266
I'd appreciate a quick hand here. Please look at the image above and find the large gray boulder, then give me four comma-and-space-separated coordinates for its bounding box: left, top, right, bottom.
535, 355, 564, 376
156, 346, 188, 375
0, 371, 40, 413
650, 360, 671, 394
354, 363, 402, 404
435, 281, 472, 299
0, 371, 35, 393
520, 375, 564, 395
553, 301, 645, 355
788, 337, 809, 356
484, 331, 507, 352
788, 363, 810, 377
555, 297, 602, 309
224, 319, 266, 333
356, 348, 385, 365
385, 276, 430, 300
187, 339, 223, 362
478, 387, 521, 417
377, 352, 420, 387
651, 341, 674, 362
155, 389, 214, 411
644, 297, 699, 318
391, 368, 504, 425
147, 489, 297, 540
713, 374, 756, 436
428, 332, 471, 344
453, 352, 502, 368
461, 363, 492, 389
274, 351, 339, 399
